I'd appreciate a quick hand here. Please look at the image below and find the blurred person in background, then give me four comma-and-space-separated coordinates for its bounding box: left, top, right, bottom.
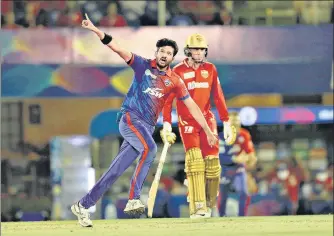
269, 163, 300, 215
246, 172, 258, 196
293, 0, 305, 24
35, 8, 49, 28
119, 0, 146, 18
81, 1, 103, 26
168, 8, 197, 26
218, 112, 257, 217
208, 6, 233, 26
139, 1, 172, 26
288, 156, 307, 185
117, 0, 145, 26
55, 2, 83, 28
309, 165, 333, 214
3, 12, 21, 29
287, 156, 310, 214
99, 2, 128, 27
162, 33, 236, 218
56, 8, 72, 27
25, 2, 37, 28
1, 158, 12, 193
1, 14, 5, 28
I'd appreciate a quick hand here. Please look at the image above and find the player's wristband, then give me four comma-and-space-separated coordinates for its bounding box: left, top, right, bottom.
101, 33, 112, 45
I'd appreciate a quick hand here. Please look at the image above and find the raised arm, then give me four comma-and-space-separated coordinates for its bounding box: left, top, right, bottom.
82, 13, 132, 62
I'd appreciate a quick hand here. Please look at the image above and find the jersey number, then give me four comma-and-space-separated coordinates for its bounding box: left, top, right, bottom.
184, 126, 194, 134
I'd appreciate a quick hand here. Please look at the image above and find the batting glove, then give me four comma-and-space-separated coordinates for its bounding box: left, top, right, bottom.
160, 122, 176, 145
223, 121, 237, 145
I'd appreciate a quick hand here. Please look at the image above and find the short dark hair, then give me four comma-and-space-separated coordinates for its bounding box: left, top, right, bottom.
156, 38, 179, 57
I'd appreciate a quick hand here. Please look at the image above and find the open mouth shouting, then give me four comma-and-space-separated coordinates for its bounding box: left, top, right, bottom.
160, 58, 167, 64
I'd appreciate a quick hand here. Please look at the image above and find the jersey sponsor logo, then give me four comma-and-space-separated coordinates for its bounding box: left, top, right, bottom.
184, 126, 194, 133
145, 69, 157, 79
187, 81, 209, 90
201, 70, 209, 79
143, 87, 164, 98
184, 71, 195, 80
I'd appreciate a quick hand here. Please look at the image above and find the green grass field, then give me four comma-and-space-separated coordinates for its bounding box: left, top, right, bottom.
2, 215, 333, 236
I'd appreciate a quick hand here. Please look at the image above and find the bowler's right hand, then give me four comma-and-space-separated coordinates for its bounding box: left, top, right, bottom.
81, 13, 96, 31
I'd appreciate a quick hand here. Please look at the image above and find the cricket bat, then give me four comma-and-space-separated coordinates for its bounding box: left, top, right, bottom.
147, 142, 170, 218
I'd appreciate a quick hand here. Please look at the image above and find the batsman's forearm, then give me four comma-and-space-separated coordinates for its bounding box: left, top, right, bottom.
212, 71, 229, 122
215, 97, 229, 122
92, 27, 132, 62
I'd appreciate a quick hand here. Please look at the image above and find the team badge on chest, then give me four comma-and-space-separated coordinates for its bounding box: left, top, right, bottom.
164, 79, 171, 86
200, 70, 209, 79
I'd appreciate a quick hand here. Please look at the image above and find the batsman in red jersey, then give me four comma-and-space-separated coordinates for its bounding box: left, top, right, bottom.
161, 33, 236, 218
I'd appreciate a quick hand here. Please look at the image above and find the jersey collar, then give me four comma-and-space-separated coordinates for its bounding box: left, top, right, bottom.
183, 58, 190, 68
150, 59, 172, 77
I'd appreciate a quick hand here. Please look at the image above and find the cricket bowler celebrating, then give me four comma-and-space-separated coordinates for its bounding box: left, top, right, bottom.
218, 111, 257, 217
162, 33, 236, 218
71, 14, 218, 227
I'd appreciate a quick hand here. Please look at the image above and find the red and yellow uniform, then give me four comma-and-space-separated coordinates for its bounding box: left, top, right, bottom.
163, 59, 229, 155
162, 33, 232, 216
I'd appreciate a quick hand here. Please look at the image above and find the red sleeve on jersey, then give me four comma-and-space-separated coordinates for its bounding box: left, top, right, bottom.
211, 65, 229, 122
241, 129, 255, 154
174, 77, 189, 101
162, 92, 176, 124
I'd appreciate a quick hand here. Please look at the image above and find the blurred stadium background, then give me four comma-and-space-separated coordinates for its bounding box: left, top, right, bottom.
1, 0, 333, 222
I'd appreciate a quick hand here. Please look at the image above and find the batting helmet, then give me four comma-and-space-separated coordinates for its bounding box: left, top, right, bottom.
184, 33, 208, 57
